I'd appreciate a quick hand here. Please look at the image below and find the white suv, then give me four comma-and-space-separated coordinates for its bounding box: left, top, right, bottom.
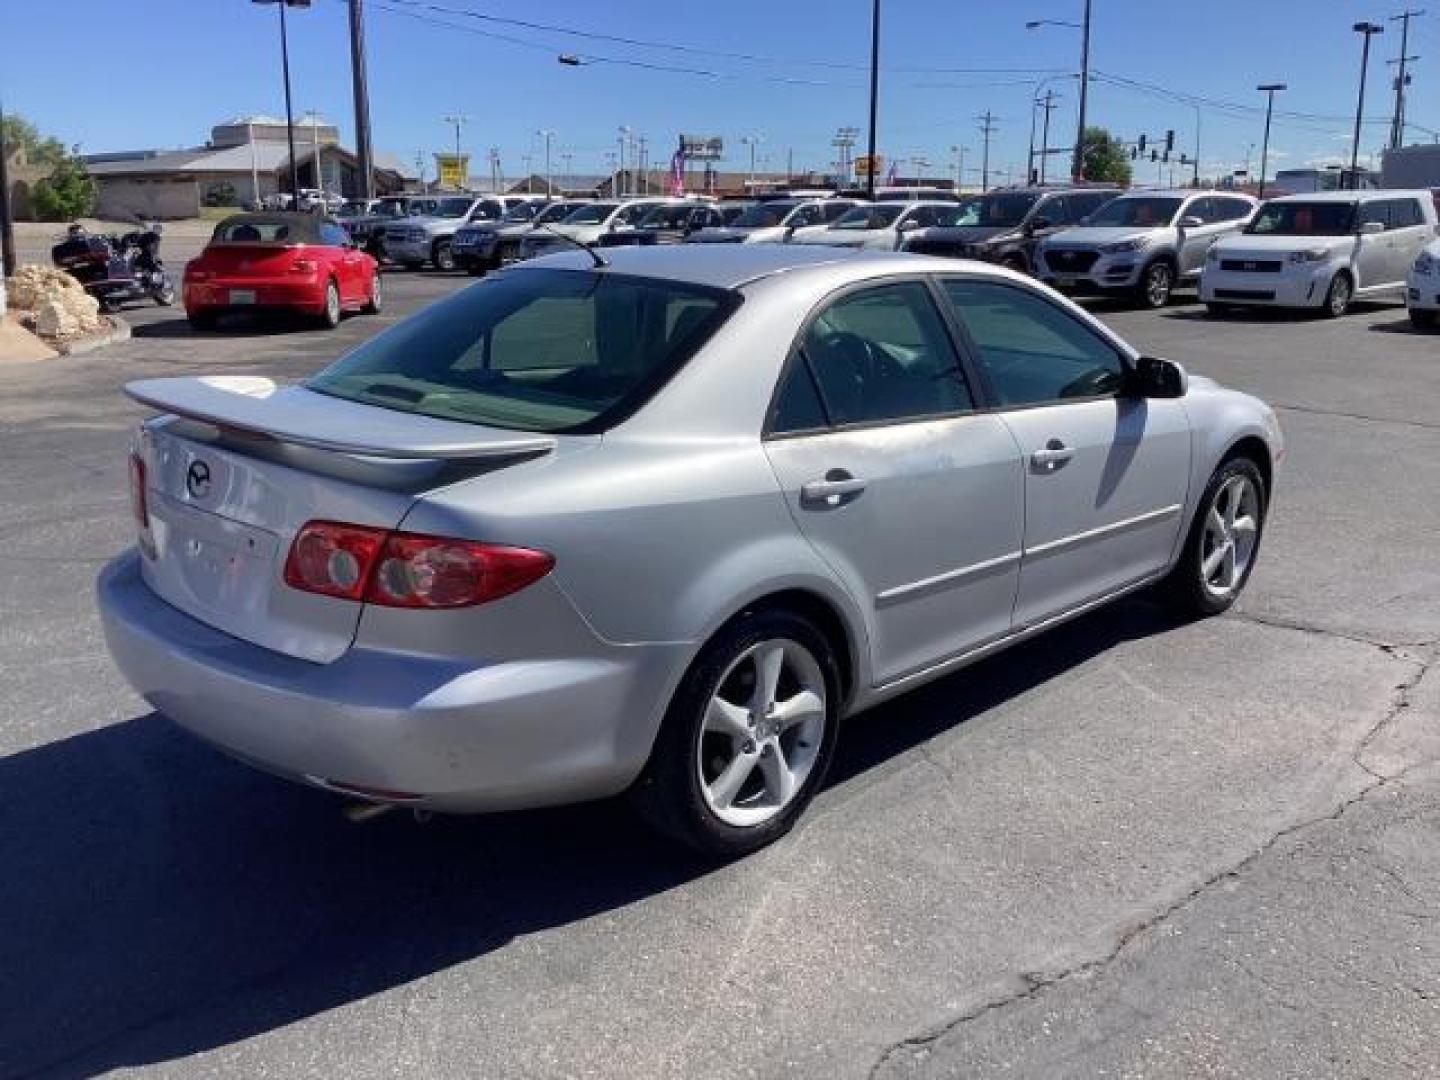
1202, 191, 1438, 318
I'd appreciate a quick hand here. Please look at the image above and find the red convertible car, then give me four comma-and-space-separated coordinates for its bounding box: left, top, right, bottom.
183, 213, 381, 330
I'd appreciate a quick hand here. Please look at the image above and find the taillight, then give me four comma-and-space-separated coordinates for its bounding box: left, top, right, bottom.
290, 257, 319, 274
127, 453, 148, 529
184, 266, 209, 281
282, 521, 554, 608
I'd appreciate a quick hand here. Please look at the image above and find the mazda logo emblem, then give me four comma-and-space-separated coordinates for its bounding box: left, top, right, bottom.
185, 460, 212, 499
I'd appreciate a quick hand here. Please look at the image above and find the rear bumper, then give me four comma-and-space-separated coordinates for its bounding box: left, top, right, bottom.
184, 279, 325, 313
1407, 276, 1440, 311
97, 551, 687, 812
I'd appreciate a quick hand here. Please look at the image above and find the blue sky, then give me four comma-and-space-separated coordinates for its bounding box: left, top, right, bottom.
4, 0, 1437, 184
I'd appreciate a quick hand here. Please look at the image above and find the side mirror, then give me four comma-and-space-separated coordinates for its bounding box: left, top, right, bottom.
1131, 355, 1187, 399
1179, 215, 1204, 229
1028, 216, 1053, 234
1359, 220, 1385, 235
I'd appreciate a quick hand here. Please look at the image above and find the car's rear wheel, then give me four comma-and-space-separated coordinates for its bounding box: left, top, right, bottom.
631, 609, 840, 857
1162, 456, 1267, 617
1322, 271, 1353, 318
1137, 259, 1175, 308
1409, 308, 1436, 329
362, 273, 382, 314
432, 239, 455, 272
317, 280, 342, 329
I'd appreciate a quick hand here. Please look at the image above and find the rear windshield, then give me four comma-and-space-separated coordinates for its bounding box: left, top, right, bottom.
211, 218, 309, 244
308, 268, 740, 433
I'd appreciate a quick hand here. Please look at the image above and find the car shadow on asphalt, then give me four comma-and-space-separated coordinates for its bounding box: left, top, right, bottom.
132, 315, 335, 340
0, 597, 1182, 1079
1160, 302, 1400, 325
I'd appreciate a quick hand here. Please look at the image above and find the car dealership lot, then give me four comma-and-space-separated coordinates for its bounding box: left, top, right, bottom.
1, 275, 1436, 1078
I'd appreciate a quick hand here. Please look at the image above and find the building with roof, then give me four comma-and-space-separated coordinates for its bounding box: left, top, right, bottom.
83, 115, 408, 220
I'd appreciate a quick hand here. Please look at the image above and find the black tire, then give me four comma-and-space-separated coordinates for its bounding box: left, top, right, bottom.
1204, 303, 1230, 318
629, 608, 842, 858
1409, 308, 1436, 330
466, 264, 486, 277
1161, 455, 1268, 617
1321, 271, 1353, 318
361, 273, 382, 314
1136, 259, 1176, 309
401, 260, 424, 271
432, 239, 455, 272
317, 279, 342, 329
187, 309, 216, 331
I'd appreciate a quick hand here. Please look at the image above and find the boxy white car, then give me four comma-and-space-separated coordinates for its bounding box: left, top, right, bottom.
1405, 237, 1440, 328
1201, 191, 1438, 318
803, 201, 961, 251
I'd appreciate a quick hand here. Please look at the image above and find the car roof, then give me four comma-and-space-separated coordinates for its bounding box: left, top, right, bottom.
1266, 189, 1431, 202
512, 243, 957, 290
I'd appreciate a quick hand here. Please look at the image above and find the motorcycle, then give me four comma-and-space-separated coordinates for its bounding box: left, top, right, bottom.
51, 216, 175, 311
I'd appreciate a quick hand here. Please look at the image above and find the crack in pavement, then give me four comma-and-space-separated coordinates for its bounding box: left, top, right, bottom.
1270, 401, 1440, 433
869, 624, 1437, 1080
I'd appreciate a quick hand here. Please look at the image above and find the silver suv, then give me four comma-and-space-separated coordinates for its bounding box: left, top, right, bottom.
1038, 190, 1258, 307
384, 195, 529, 271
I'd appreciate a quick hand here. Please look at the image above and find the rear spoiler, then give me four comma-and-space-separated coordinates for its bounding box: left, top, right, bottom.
124, 376, 557, 461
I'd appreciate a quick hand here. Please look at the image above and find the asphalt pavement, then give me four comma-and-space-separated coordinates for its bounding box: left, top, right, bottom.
0, 268, 1435, 1079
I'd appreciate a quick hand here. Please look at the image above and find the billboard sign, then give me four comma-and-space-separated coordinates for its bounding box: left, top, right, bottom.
680, 135, 724, 161
435, 153, 470, 189
853, 154, 884, 177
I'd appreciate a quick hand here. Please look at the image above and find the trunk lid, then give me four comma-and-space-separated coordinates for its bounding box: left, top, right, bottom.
128, 376, 562, 663
197, 243, 305, 275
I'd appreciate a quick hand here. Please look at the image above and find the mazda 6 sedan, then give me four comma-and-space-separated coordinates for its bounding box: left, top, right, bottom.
99, 245, 1282, 856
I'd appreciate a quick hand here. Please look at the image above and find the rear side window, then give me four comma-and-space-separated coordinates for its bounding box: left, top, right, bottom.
941, 279, 1126, 406
1390, 199, 1424, 228
1183, 198, 1216, 224
309, 268, 738, 433
1359, 201, 1391, 230
793, 282, 973, 428
821, 202, 853, 222
1217, 198, 1255, 221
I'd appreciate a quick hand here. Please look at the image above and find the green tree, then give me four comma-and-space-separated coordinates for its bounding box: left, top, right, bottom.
1080, 126, 1133, 186
1, 113, 67, 167
31, 154, 97, 221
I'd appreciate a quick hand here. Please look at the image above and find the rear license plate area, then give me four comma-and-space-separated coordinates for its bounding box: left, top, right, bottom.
229, 289, 257, 305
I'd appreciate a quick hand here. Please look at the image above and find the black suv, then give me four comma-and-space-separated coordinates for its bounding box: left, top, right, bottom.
901, 186, 1119, 274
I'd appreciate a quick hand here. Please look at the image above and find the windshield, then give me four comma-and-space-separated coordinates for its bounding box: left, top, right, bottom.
563, 203, 619, 225
639, 204, 698, 229
732, 201, 797, 228
952, 193, 1039, 228
335, 202, 369, 218
832, 205, 904, 230
1245, 201, 1357, 236
374, 202, 407, 218
536, 202, 581, 224
1086, 197, 1183, 228
308, 269, 739, 434
501, 203, 543, 223
433, 197, 475, 219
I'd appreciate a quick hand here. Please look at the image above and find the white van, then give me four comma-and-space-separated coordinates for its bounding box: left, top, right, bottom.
1200, 190, 1438, 317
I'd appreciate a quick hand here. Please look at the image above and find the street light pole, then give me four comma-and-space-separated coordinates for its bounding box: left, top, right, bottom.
1351, 21, 1385, 189
1256, 83, 1286, 198
537, 129, 555, 195
865, 0, 881, 199
0, 98, 16, 279
1038, 90, 1060, 184
441, 114, 468, 187
1074, 0, 1092, 181
254, 0, 305, 200
347, 0, 375, 199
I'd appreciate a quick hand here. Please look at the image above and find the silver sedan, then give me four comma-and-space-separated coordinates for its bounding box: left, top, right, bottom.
98, 245, 1283, 856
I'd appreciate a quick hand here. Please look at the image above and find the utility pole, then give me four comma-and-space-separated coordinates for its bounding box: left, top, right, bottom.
1351, 22, 1386, 188
488, 146, 500, 193
347, 0, 375, 199
617, 126, 631, 197
950, 144, 967, 191
865, 0, 881, 199
537, 129, 555, 195
742, 135, 761, 191
270, 0, 302, 199
1073, 0, 1092, 181
1192, 104, 1202, 186
786, 147, 794, 182
1388, 10, 1424, 150
977, 110, 998, 192
1256, 84, 1286, 198
307, 110, 322, 192
0, 98, 16, 279
1038, 91, 1060, 184
638, 134, 648, 194
442, 114, 468, 188
832, 127, 859, 187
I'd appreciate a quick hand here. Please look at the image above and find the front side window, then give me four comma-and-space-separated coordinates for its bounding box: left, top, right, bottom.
536, 202, 580, 224
1247, 200, 1357, 236
789, 282, 973, 428
1358, 201, 1390, 231
1217, 198, 1255, 221
433, 198, 474, 218
786, 204, 823, 227
1182, 198, 1215, 224
308, 269, 738, 433
831, 205, 905, 231
941, 279, 1126, 407
563, 203, 619, 225
733, 201, 795, 227
821, 201, 855, 222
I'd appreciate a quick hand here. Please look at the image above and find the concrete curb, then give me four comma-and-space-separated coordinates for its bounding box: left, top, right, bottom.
53, 315, 132, 357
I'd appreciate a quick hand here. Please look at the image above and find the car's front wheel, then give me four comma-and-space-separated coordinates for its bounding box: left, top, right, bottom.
362, 273, 382, 314
432, 239, 455, 272
1409, 308, 1436, 329
1137, 259, 1175, 308
631, 609, 841, 857
1322, 271, 1353, 318
1162, 455, 1267, 617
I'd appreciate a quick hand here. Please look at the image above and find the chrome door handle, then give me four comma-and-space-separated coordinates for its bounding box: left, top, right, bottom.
801, 473, 867, 507
1030, 440, 1074, 471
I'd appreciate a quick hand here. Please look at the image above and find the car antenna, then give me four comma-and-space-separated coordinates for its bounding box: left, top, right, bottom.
537, 224, 608, 269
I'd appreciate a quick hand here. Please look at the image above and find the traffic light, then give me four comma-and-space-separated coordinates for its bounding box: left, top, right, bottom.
1130, 147, 1138, 159
1138, 133, 1147, 153
1164, 129, 1175, 153
1150, 149, 1159, 162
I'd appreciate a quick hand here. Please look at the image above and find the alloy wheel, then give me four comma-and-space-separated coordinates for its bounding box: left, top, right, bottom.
696, 638, 826, 829
325, 283, 341, 325
1327, 274, 1352, 317
1199, 474, 1260, 600
1144, 262, 1173, 307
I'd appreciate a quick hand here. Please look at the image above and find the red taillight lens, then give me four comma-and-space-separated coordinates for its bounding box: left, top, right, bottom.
282, 521, 554, 608
290, 257, 319, 274
283, 521, 386, 601
127, 453, 149, 529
